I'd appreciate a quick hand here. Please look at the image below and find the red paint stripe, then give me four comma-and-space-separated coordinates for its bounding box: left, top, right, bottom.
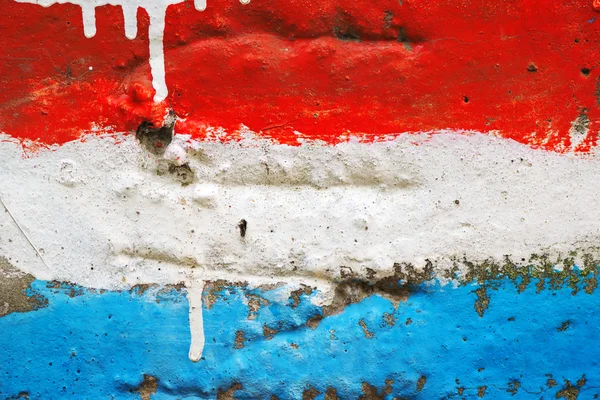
1, 0, 600, 151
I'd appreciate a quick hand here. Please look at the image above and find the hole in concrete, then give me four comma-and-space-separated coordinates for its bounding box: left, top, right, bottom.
135, 111, 175, 155
238, 219, 247, 238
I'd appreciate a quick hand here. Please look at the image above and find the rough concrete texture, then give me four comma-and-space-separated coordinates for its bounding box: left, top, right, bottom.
0, 257, 47, 317
3, 0, 600, 398
2, 271, 600, 398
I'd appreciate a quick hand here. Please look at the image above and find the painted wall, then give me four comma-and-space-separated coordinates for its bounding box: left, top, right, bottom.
2, 0, 600, 398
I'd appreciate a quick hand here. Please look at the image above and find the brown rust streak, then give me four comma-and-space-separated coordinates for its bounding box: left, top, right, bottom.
217, 383, 242, 400
136, 375, 158, 400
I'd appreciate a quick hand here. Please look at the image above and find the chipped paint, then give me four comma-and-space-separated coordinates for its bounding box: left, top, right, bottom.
2, 274, 600, 398
3, 0, 600, 396
0, 257, 47, 317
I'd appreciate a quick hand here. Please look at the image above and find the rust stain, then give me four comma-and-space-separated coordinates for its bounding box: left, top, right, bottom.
324, 387, 338, 400
477, 385, 487, 398
416, 376, 427, 392
474, 287, 490, 317
356, 380, 394, 400
506, 380, 520, 395
358, 319, 374, 339
136, 374, 157, 400
547, 374, 558, 388
557, 320, 572, 332
203, 280, 247, 310
307, 262, 431, 329
263, 324, 278, 340
217, 383, 242, 400
382, 312, 396, 327
234, 330, 246, 350
302, 387, 320, 400
289, 284, 314, 308
246, 292, 270, 320
556, 375, 586, 400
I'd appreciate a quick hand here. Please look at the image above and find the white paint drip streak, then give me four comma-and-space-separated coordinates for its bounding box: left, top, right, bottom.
14, 0, 251, 102
186, 272, 205, 362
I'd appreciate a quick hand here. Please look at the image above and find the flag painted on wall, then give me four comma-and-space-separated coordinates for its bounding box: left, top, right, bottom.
1, 0, 600, 152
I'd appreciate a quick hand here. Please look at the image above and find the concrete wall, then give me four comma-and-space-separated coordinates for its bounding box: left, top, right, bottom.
2, 0, 600, 398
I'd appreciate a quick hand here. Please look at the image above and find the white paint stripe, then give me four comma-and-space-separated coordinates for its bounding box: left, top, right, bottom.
2, 130, 600, 291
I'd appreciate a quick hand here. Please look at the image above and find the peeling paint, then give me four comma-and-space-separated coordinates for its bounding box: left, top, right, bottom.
0, 257, 47, 317
134, 375, 157, 400
217, 383, 242, 400
2, 275, 599, 398
4, 0, 600, 396
556, 376, 586, 400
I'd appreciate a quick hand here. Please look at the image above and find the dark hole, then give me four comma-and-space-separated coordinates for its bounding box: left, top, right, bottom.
135, 111, 175, 155
168, 163, 195, 186
397, 27, 409, 43
581, 67, 591, 76
333, 25, 360, 41
463, 96, 469, 103
527, 63, 538, 72
238, 219, 247, 238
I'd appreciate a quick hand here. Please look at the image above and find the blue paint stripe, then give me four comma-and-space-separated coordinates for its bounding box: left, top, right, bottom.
0, 278, 598, 399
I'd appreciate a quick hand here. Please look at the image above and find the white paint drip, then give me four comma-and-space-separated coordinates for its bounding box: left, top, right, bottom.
4, 130, 600, 359
80, 3, 97, 37
147, 8, 169, 102
121, 3, 139, 39
186, 271, 205, 362
193, 0, 205, 11
14, 0, 250, 102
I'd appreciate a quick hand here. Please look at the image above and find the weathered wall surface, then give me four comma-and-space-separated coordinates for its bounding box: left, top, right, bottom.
2, 0, 600, 398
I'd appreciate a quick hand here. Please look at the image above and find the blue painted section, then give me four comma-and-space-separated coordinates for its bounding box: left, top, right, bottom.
0, 278, 598, 399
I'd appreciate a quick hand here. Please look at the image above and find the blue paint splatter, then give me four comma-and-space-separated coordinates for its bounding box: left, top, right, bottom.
0, 278, 598, 399
588, 17, 596, 23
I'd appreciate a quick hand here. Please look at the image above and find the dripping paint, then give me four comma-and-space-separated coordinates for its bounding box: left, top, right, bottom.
3, 1, 600, 150
2, 277, 600, 398
13, 0, 251, 102
186, 271, 205, 362
3, 1, 600, 395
